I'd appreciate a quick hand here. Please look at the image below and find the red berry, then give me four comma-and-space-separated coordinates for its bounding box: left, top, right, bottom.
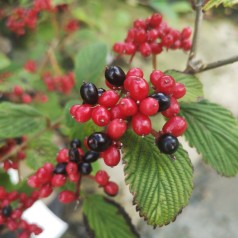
119, 98, 138, 117
125, 43, 136, 55
139, 42, 151, 57
13, 85, 23, 96
126, 68, 144, 78
107, 119, 127, 140
139, 97, 159, 116
110, 105, 126, 120
133, 19, 146, 29
150, 42, 163, 54
147, 29, 158, 42
66, 162, 78, 175
22, 94, 32, 104
70, 104, 80, 117
98, 90, 119, 108
104, 182, 118, 196
101, 146, 121, 167
51, 174, 66, 187
28, 175, 41, 188
172, 82, 186, 99
162, 116, 187, 137
56, 148, 69, 163
68, 173, 80, 183
134, 29, 147, 43
127, 77, 149, 101
162, 97, 180, 118
155, 75, 175, 94
181, 27, 192, 39
132, 113, 152, 136
150, 13, 162, 27
74, 104, 92, 123
123, 75, 136, 91
95, 170, 109, 186
113, 42, 125, 54
150, 70, 164, 87
36, 167, 52, 184
182, 40, 192, 51
58, 190, 76, 203
39, 184, 53, 198
162, 34, 174, 48
91, 106, 111, 126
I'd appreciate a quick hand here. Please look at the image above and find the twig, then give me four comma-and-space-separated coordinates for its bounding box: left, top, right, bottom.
190, 55, 238, 74
152, 54, 157, 70
185, 0, 204, 72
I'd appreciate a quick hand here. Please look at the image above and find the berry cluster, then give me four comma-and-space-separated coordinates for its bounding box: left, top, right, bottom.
5, 1, 68, 35
13, 85, 48, 104
70, 65, 187, 155
64, 19, 80, 33
42, 72, 75, 95
24, 60, 37, 74
113, 13, 192, 58
28, 139, 119, 204
0, 137, 26, 171
0, 187, 42, 238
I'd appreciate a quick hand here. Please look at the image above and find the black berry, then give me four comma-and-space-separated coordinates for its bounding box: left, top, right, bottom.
150, 93, 170, 112
98, 88, 106, 97
156, 133, 179, 154
87, 132, 112, 152
83, 151, 100, 163
2, 206, 12, 217
79, 162, 92, 175
54, 163, 67, 175
68, 148, 80, 162
70, 139, 81, 149
80, 82, 98, 105
105, 66, 126, 87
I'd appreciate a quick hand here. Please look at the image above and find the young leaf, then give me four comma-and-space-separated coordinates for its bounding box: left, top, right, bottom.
74, 43, 107, 89
122, 131, 193, 227
180, 100, 238, 176
0, 53, 11, 70
165, 70, 204, 102
203, 0, 238, 11
83, 194, 140, 238
0, 102, 46, 139
26, 132, 58, 169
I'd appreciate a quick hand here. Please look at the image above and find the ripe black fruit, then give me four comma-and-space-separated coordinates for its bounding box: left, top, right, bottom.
80, 82, 98, 105
156, 133, 179, 154
70, 139, 81, 149
87, 132, 112, 152
105, 66, 126, 87
98, 88, 106, 97
68, 148, 80, 162
83, 151, 100, 163
79, 162, 92, 175
2, 206, 12, 217
150, 93, 170, 112
54, 163, 67, 175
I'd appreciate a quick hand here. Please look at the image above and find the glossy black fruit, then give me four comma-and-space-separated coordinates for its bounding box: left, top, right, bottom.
150, 93, 170, 112
80, 82, 98, 105
70, 139, 81, 149
83, 151, 100, 163
98, 88, 106, 97
68, 148, 80, 162
54, 163, 67, 175
105, 66, 126, 87
79, 162, 92, 175
156, 133, 179, 154
2, 206, 12, 217
87, 132, 112, 152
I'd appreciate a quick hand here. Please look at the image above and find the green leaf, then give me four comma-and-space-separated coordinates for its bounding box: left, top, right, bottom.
180, 100, 238, 176
0, 53, 11, 70
203, 0, 238, 10
0, 102, 46, 139
165, 70, 204, 102
83, 194, 140, 238
122, 132, 193, 227
26, 132, 58, 170
74, 43, 107, 89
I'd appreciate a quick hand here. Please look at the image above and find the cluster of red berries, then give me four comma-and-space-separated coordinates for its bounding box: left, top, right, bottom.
5, 1, 69, 35
28, 139, 119, 204
64, 19, 80, 33
13, 85, 48, 104
113, 13, 192, 57
1, 137, 26, 171
70, 65, 187, 155
42, 72, 75, 95
0, 187, 43, 238
24, 60, 37, 74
